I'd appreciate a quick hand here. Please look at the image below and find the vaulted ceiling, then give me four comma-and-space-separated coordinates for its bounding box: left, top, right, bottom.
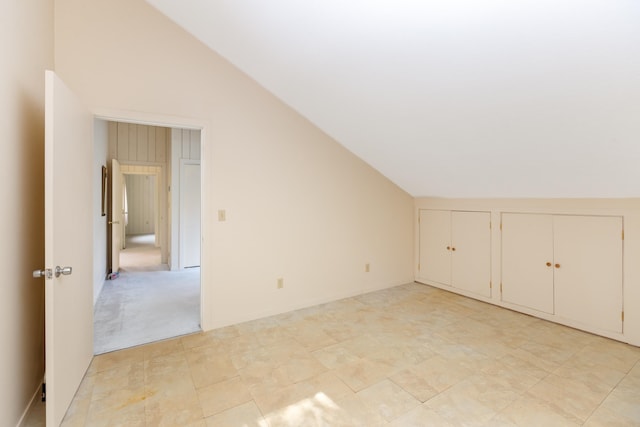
147, 0, 640, 197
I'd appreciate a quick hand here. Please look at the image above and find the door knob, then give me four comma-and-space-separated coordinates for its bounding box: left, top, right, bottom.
33, 269, 52, 279
451, 247, 456, 251
33, 266, 72, 279
546, 262, 552, 267
446, 246, 451, 251
55, 266, 73, 277
555, 263, 561, 269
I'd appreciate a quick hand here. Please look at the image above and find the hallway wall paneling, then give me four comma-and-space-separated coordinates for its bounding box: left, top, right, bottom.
108, 122, 169, 263
124, 174, 157, 236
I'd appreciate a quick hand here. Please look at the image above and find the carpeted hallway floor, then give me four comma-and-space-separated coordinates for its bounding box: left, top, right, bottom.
93, 234, 201, 354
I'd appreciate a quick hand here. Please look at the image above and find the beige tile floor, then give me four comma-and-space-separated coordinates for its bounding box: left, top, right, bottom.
55, 282, 640, 426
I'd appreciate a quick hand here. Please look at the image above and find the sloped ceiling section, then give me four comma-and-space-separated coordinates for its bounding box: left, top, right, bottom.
147, 0, 640, 197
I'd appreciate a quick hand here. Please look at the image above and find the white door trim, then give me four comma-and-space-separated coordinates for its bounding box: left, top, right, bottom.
91, 108, 212, 331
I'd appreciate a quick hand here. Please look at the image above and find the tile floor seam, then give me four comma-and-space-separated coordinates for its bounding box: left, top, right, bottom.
203, 398, 267, 424
581, 364, 636, 425
251, 398, 268, 425
526, 375, 611, 424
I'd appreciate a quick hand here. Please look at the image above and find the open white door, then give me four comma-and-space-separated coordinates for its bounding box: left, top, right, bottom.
40, 71, 94, 426
110, 158, 122, 273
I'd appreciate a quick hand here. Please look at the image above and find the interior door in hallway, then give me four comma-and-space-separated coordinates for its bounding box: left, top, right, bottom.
110, 158, 122, 273
43, 70, 94, 426
180, 160, 201, 268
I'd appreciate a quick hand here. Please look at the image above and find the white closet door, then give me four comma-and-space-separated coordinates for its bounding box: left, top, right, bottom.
501, 213, 554, 314
451, 211, 491, 297
418, 209, 452, 286
180, 161, 201, 268
554, 215, 623, 333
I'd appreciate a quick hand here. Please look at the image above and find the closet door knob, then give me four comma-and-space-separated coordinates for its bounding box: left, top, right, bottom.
546, 262, 552, 267
451, 247, 456, 251
555, 263, 561, 269
446, 246, 451, 251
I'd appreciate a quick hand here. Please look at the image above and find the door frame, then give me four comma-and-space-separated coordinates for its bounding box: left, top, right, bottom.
120, 165, 166, 262
94, 108, 211, 331
108, 158, 123, 274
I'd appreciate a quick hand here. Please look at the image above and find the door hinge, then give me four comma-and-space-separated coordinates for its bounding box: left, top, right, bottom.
500, 221, 502, 231
489, 281, 492, 289
500, 282, 503, 293
41, 383, 46, 402
489, 221, 492, 230
622, 311, 625, 322
418, 263, 420, 271
622, 230, 625, 240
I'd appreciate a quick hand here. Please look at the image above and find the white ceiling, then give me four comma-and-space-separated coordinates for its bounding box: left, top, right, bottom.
147, 0, 640, 197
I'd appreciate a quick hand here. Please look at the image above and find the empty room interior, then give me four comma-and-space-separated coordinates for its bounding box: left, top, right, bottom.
4, 0, 640, 426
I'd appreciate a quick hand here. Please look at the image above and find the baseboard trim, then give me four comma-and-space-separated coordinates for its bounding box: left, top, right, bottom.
16, 378, 44, 427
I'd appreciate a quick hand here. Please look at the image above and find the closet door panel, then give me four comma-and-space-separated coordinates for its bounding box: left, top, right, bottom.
554, 215, 623, 333
451, 211, 491, 297
418, 209, 452, 285
501, 213, 554, 314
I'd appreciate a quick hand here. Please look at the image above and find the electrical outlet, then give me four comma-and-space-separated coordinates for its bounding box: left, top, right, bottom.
218, 209, 226, 221
277, 278, 284, 289
365, 263, 370, 273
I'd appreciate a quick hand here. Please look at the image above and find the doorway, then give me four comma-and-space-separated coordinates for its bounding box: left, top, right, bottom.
93, 121, 202, 354
120, 172, 160, 270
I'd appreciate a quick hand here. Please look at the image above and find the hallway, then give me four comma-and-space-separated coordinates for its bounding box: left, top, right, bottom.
93, 234, 200, 354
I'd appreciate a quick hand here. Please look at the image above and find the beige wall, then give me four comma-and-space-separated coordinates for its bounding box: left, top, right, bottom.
55, 0, 414, 329
415, 198, 640, 346
0, 0, 52, 425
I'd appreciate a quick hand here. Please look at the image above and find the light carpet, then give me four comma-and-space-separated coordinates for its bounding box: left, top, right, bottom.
93, 234, 201, 354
